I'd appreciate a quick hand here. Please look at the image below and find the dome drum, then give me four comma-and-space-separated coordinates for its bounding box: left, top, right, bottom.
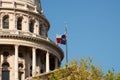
0, 10, 49, 37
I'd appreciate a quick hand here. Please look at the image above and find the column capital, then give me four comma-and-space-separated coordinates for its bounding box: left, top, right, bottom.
14, 44, 19, 47
46, 51, 50, 54
32, 47, 37, 50
46, 50, 50, 54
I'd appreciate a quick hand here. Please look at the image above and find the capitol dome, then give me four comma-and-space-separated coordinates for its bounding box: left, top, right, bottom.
0, 0, 64, 80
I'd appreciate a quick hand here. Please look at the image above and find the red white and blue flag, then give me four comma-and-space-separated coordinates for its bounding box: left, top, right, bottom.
56, 33, 66, 45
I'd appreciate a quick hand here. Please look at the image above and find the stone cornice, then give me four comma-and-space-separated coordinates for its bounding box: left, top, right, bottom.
0, 31, 64, 61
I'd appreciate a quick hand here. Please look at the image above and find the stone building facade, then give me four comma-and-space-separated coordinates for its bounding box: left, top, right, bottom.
0, 0, 64, 80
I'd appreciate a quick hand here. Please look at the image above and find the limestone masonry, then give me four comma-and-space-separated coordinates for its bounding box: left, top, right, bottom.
0, 0, 64, 80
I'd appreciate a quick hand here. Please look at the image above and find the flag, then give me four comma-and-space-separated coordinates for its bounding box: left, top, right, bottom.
56, 34, 66, 45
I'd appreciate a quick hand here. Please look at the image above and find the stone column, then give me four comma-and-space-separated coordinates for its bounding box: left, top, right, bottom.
32, 47, 36, 77
46, 51, 50, 73
0, 15, 1, 29
55, 58, 58, 69
0, 53, 2, 80
14, 45, 19, 80
0, 14, 3, 29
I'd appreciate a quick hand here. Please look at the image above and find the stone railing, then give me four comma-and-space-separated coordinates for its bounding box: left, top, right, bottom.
0, 29, 46, 39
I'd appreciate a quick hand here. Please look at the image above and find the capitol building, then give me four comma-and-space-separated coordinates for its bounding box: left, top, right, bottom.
0, 0, 64, 80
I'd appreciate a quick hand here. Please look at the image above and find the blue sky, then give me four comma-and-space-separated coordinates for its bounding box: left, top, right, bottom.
41, 0, 120, 73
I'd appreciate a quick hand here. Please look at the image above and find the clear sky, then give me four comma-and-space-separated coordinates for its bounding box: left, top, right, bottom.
41, 0, 120, 73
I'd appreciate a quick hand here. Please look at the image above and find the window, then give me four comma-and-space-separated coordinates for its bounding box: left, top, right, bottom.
29, 20, 34, 33
2, 71, 10, 80
17, 17, 22, 30
39, 22, 42, 35
3, 15, 9, 29
41, 26, 47, 37
2, 62, 10, 80
40, 26, 44, 36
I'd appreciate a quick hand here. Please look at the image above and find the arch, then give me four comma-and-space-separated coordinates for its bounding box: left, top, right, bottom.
3, 51, 9, 61
17, 17, 23, 30
2, 62, 10, 68
29, 19, 35, 33
19, 63, 24, 69
3, 51, 9, 57
3, 15, 9, 29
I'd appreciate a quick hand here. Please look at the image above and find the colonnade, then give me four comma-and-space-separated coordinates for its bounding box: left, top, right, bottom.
14, 45, 59, 80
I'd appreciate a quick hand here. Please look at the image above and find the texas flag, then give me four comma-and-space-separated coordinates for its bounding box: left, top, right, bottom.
56, 34, 66, 45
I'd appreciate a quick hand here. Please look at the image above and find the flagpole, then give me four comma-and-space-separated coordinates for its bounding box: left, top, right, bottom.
65, 23, 68, 67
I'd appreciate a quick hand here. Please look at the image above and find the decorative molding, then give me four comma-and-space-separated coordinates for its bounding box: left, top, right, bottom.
0, 30, 64, 60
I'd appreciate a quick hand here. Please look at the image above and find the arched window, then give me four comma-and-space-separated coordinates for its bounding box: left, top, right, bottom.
29, 20, 34, 33
3, 15, 9, 29
17, 17, 22, 30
